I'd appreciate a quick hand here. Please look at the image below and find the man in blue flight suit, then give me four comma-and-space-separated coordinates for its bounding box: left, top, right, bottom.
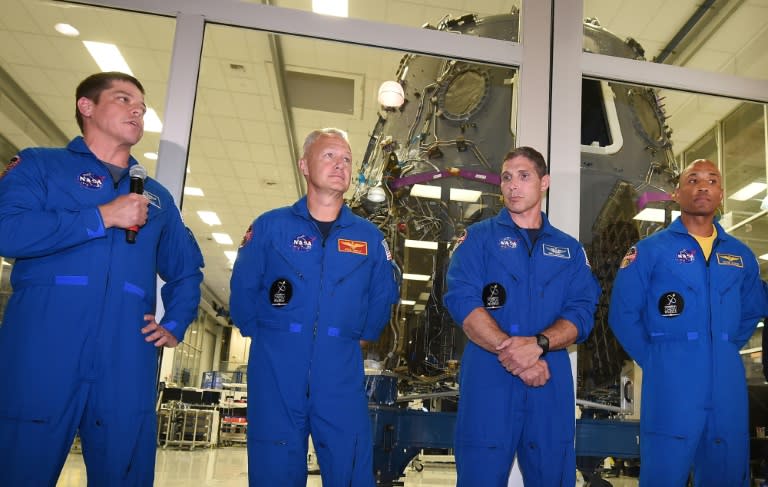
0, 72, 204, 486
444, 146, 600, 487
609, 159, 767, 487
229, 128, 399, 487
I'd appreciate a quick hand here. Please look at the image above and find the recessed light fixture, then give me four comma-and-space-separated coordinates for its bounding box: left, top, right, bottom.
404, 239, 439, 250
449, 188, 482, 203
633, 208, 681, 223
410, 184, 441, 199
728, 182, 766, 201
143, 152, 158, 160
224, 251, 238, 262
184, 187, 204, 197
143, 108, 163, 133
312, 0, 348, 17
400, 299, 416, 305
759, 253, 768, 261
55, 23, 79, 37
212, 233, 233, 245
83, 41, 133, 74
197, 211, 221, 226
403, 273, 431, 281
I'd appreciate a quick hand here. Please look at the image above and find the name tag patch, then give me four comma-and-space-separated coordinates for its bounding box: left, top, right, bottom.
144, 190, 161, 209
542, 244, 570, 259
338, 239, 368, 255
716, 253, 743, 268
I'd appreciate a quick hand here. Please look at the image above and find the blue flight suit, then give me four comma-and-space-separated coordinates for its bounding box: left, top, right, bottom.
609, 217, 767, 487
0, 137, 204, 487
229, 196, 399, 487
444, 210, 600, 487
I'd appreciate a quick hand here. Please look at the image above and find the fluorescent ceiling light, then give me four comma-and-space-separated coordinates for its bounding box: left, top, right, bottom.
758, 321, 764, 328
728, 182, 766, 201
400, 299, 416, 305
1, 260, 10, 266
759, 253, 768, 261
450, 188, 482, 203
143, 152, 158, 160
633, 208, 681, 223
83, 41, 133, 74
197, 211, 221, 226
404, 239, 439, 250
414, 304, 426, 312
312, 0, 348, 17
224, 251, 238, 262
403, 273, 431, 281
184, 187, 204, 197
143, 108, 163, 133
418, 292, 430, 301
739, 346, 762, 355
410, 184, 442, 199
55, 23, 79, 37
212, 233, 233, 245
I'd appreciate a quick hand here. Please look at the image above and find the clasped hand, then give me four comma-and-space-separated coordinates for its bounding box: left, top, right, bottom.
496, 336, 550, 387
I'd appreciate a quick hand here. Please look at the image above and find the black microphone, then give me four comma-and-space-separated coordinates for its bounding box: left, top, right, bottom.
126, 164, 147, 244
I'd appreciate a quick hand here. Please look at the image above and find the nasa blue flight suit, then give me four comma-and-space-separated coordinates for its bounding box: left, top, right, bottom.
609, 218, 767, 487
229, 196, 399, 487
0, 137, 204, 486
444, 210, 600, 487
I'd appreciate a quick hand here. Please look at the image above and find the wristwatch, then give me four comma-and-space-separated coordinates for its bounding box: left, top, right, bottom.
535, 333, 550, 356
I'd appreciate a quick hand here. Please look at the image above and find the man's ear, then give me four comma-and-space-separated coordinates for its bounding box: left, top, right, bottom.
77, 97, 93, 118
298, 157, 309, 176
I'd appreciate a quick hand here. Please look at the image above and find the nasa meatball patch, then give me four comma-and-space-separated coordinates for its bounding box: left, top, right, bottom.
0, 155, 21, 180
78, 171, 106, 190
676, 248, 696, 264
292, 234, 315, 252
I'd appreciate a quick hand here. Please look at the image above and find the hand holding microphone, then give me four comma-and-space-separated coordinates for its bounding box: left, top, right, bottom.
126, 164, 148, 243
96, 164, 149, 240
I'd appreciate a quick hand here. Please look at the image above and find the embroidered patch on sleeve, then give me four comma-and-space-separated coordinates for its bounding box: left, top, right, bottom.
239, 224, 253, 248
620, 246, 637, 269
382, 239, 392, 261
0, 155, 21, 180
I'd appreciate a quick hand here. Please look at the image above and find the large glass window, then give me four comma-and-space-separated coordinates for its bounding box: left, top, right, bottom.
271, 0, 521, 43
578, 78, 768, 407
185, 23, 519, 383
583, 0, 768, 80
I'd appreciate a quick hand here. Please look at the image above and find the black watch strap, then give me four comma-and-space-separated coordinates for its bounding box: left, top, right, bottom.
535, 333, 550, 356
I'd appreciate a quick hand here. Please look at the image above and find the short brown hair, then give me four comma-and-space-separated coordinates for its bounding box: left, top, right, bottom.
503, 146, 548, 178
75, 71, 144, 132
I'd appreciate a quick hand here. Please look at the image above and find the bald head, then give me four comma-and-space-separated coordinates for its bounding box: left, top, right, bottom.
673, 159, 723, 219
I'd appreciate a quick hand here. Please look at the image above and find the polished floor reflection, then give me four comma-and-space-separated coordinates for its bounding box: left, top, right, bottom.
56, 447, 640, 486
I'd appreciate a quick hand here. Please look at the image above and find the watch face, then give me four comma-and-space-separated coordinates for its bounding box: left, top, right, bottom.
536, 334, 549, 353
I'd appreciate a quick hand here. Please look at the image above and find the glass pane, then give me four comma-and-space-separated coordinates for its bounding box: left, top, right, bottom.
577, 77, 767, 412
584, 0, 768, 80
188, 21, 520, 482
0, 0, 175, 175
272, 0, 521, 43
